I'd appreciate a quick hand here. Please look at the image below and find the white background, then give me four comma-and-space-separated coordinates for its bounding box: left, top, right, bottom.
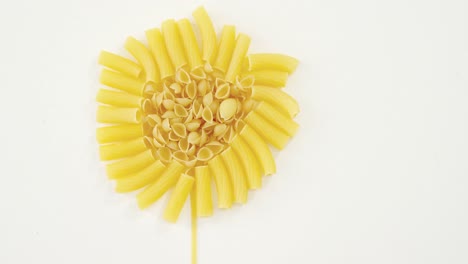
1, 0, 467, 263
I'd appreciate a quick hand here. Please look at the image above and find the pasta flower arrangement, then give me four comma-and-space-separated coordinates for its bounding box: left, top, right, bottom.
96, 6, 299, 263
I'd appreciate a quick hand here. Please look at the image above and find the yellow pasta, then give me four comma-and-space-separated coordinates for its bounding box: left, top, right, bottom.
225, 33, 251, 82
125, 37, 160, 84
99, 137, 147, 161
250, 85, 299, 118
220, 147, 248, 204
239, 124, 276, 175
208, 155, 233, 208
177, 19, 203, 71
97, 105, 141, 124
146, 28, 175, 79
96, 89, 143, 108
193, 6, 217, 64
162, 19, 187, 69
244, 111, 290, 150
96, 124, 143, 144
115, 161, 166, 193
254, 102, 299, 137
106, 149, 155, 179
163, 174, 195, 222
195, 166, 213, 216
100, 69, 144, 96
213, 25, 236, 73
230, 135, 262, 189
247, 53, 299, 73
246, 70, 288, 88
98, 50, 142, 78
137, 160, 185, 209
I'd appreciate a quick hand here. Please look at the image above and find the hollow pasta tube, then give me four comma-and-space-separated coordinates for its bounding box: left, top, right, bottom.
195, 166, 213, 216
225, 33, 251, 82
163, 174, 195, 222
193, 6, 217, 64
208, 155, 233, 208
246, 70, 288, 88
100, 69, 144, 96
96, 105, 141, 124
230, 135, 262, 189
96, 124, 143, 144
96, 89, 143, 108
247, 53, 299, 74
162, 19, 187, 69
244, 111, 290, 150
146, 28, 175, 79
99, 137, 147, 161
137, 160, 185, 209
98, 50, 142, 78
255, 102, 299, 137
124, 37, 160, 84
251, 85, 299, 118
213, 25, 236, 73
115, 161, 166, 193
220, 147, 248, 204
177, 19, 203, 71
106, 149, 155, 179
239, 124, 276, 175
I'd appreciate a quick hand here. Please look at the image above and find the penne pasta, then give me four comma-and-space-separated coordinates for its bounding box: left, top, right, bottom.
125, 37, 160, 84
195, 166, 213, 216
106, 149, 155, 179
96, 89, 143, 108
230, 135, 262, 189
239, 124, 276, 175
244, 111, 290, 150
225, 33, 251, 82
146, 28, 175, 79
96, 124, 143, 144
220, 147, 248, 203
254, 102, 299, 137
97, 105, 142, 124
115, 160, 166, 193
246, 70, 288, 88
100, 69, 144, 96
247, 53, 299, 74
162, 19, 187, 69
250, 85, 299, 118
99, 137, 147, 161
163, 174, 195, 222
98, 50, 142, 78
208, 155, 233, 208
193, 6, 217, 64
213, 25, 236, 73
177, 19, 203, 70
137, 160, 185, 209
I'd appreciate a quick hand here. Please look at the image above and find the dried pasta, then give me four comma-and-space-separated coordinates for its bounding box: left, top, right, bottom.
247, 53, 299, 73
115, 160, 166, 192
162, 19, 187, 69
96, 105, 141, 124
193, 6, 217, 64
163, 174, 194, 222
225, 33, 251, 82
96, 89, 143, 108
255, 101, 299, 136
208, 155, 233, 208
251, 85, 299, 118
96, 124, 142, 144
195, 166, 213, 216
177, 19, 203, 71
230, 135, 262, 189
146, 28, 175, 79
100, 69, 144, 96
106, 149, 155, 179
245, 70, 288, 88
98, 50, 142, 78
125, 37, 160, 84
99, 137, 147, 161
239, 124, 276, 175
220, 147, 248, 203
214, 25, 236, 72
245, 111, 290, 150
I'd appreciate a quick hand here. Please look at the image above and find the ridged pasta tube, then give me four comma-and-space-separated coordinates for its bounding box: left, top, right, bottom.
239, 124, 276, 175
146, 28, 175, 79
163, 174, 194, 222
96, 89, 143, 108
99, 137, 147, 161
193, 6, 217, 64
244, 111, 290, 150
247, 53, 299, 73
162, 19, 187, 69
98, 50, 142, 78
125, 37, 160, 84
225, 33, 251, 82
115, 161, 166, 193
208, 155, 233, 208
251, 85, 299, 118
106, 149, 155, 179
220, 147, 248, 203
100, 69, 144, 96
96, 124, 143, 144
195, 166, 213, 216
213, 25, 236, 73
230, 135, 262, 189
254, 102, 299, 136
97, 105, 141, 124
177, 19, 203, 71
247, 70, 288, 88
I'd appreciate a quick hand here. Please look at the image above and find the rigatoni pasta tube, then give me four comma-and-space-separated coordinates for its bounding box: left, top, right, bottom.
251, 85, 299, 118
208, 155, 233, 208
163, 174, 194, 222
220, 147, 248, 204
193, 6, 217, 64
230, 135, 262, 189
225, 33, 251, 82
100, 69, 144, 96
98, 50, 142, 78
247, 53, 299, 73
115, 161, 166, 193
97, 105, 142, 124
106, 149, 155, 179
99, 137, 147, 161
124, 37, 160, 84
245, 111, 290, 150
96, 89, 143, 108
162, 19, 187, 69
96, 124, 143, 144
177, 19, 203, 70
239, 124, 276, 175
255, 102, 299, 137
137, 160, 185, 209
146, 28, 175, 79
195, 166, 213, 216
213, 25, 236, 73
246, 70, 288, 88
